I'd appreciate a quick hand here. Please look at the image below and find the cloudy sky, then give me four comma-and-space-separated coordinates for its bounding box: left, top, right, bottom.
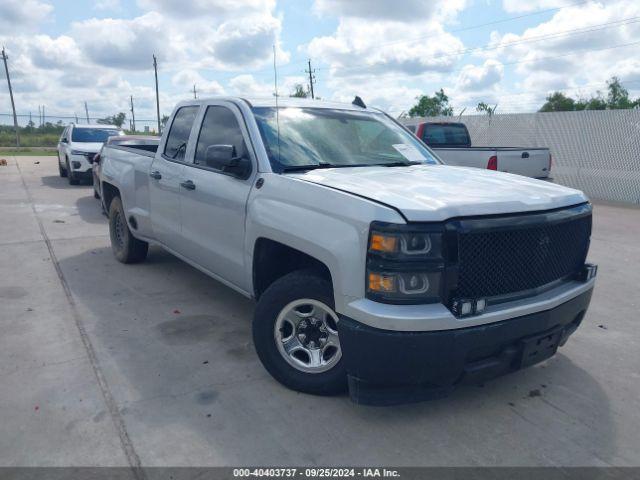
1, 0, 639, 127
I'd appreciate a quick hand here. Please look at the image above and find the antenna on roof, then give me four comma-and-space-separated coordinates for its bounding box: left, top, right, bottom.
273, 45, 281, 165
352, 96, 366, 109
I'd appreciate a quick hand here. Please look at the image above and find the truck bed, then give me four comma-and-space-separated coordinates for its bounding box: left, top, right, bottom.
433, 146, 551, 179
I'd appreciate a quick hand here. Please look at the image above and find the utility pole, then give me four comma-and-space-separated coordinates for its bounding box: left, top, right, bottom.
305, 58, 316, 99
153, 54, 161, 134
193, 84, 197, 99
84, 101, 89, 123
74, 113, 78, 123
130, 95, 136, 133
1, 46, 20, 147
42, 105, 45, 126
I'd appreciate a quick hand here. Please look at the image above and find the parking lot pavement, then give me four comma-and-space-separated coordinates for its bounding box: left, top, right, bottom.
1, 155, 639, 467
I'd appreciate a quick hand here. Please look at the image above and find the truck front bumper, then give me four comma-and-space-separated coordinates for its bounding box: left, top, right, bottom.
337, 286, 593, 405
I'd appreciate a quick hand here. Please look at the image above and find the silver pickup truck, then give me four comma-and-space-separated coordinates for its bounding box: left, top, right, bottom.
99, 97, 596, 405
404, 121, 552, 179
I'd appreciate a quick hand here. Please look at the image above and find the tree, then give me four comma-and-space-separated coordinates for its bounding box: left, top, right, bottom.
408, 89, 453, 117
605, 76, 638, 109
160, 115, 170, 127
476, 102, 498, 116
97, 112, 126, 127
539, 77, 639, 112
539, 92, 576, 112
289, 84, 308, 98
575, 94, 607, 111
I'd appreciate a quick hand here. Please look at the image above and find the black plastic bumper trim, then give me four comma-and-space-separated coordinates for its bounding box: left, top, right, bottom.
337, 287, 593, 405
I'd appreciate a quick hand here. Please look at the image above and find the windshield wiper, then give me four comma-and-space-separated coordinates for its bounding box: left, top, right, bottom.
281, 161, 422, 172
378, 161, 423, 167
281, 162, 338, 172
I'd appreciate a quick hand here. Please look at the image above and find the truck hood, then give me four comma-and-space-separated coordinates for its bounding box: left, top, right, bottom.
288, 164, 587, 221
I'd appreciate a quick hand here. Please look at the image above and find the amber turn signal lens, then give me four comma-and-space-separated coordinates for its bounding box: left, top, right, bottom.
370, 233, 397, 253
368, 272, 396, 293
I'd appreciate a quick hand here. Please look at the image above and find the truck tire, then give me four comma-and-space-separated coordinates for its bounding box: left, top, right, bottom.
66, 158, 79, 185
108, 196, 148, 264
253, 270, 347, 395
58, 157, 67, 177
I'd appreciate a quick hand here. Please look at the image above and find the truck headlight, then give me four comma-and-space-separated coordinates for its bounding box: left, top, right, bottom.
366, 222, 444, 304
369, 229, 442, 259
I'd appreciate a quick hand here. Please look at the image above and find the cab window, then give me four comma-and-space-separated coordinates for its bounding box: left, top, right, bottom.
164, 106, 199, 161
194, 106, 248, 171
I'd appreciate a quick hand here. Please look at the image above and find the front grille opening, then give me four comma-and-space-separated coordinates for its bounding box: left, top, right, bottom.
455, 214, 591, 299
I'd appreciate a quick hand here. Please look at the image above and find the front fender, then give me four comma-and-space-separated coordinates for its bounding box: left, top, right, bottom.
245, 174, 404, 314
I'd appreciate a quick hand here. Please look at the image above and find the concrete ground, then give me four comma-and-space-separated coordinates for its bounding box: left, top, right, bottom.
1, 155, 639, 467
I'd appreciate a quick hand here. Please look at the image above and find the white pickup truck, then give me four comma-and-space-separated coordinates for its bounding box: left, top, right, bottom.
404, 121, 552, 179
99, 97, 596, 405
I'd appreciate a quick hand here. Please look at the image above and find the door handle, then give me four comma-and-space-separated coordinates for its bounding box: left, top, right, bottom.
180, 180, 196, 190
521, 152, 530, 159
149, 171, 162, 180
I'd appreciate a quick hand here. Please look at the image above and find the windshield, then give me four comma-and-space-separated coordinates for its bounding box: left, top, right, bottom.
72, 128, 122, 143
252, 107, 440, 171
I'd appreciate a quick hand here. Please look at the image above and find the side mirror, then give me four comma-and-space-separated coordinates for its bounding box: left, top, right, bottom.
61, 138, 68, 144
92, 154, 100, 164
204, 144, 251, 178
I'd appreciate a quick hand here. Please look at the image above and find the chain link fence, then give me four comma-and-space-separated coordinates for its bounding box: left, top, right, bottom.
407, 109, 640, 205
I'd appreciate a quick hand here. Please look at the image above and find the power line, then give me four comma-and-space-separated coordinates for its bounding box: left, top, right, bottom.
1, 46, 20, 147
365, 0, 592, 50
321, 16, 640, 76
334, 39, 640, 83
197, 0, 591, 81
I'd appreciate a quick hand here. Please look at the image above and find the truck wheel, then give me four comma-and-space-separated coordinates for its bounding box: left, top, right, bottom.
253, 270, 347, 395
66, 159, 79, 185
58, 157, 67, 177
108, 196, 148, 264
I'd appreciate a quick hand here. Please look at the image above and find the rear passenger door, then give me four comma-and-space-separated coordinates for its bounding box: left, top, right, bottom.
148, 105, 199, 250
178, 103, 256, 291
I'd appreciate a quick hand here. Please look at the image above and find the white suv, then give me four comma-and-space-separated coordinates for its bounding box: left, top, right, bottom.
57, 124, 123, 185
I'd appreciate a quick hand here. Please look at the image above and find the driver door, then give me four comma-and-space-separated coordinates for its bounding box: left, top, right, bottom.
178, 103, 256, 292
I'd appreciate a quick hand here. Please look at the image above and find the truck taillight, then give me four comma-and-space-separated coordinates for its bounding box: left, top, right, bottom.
487, 155, 497, 171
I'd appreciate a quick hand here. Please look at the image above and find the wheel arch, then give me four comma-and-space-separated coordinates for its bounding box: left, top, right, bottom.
101, 181, 120, 212
252, 238, 333, 301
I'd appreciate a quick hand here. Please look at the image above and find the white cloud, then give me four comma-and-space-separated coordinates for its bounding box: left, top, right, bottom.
137, 0, 275, 19
28, 35, 83, 69
94, 0, 122, 11
172, 70, 225, 96
305, 0, 468, 112
502, 0, 567, 14
71, 13, 179, 70
456, 60, 504, 92
482, 0, 640, 102
208, 14, 288, 69
313, 0, 466, 23
0, 0, 53, 30
308, 18, 465, 78
228, 74, 274, 97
